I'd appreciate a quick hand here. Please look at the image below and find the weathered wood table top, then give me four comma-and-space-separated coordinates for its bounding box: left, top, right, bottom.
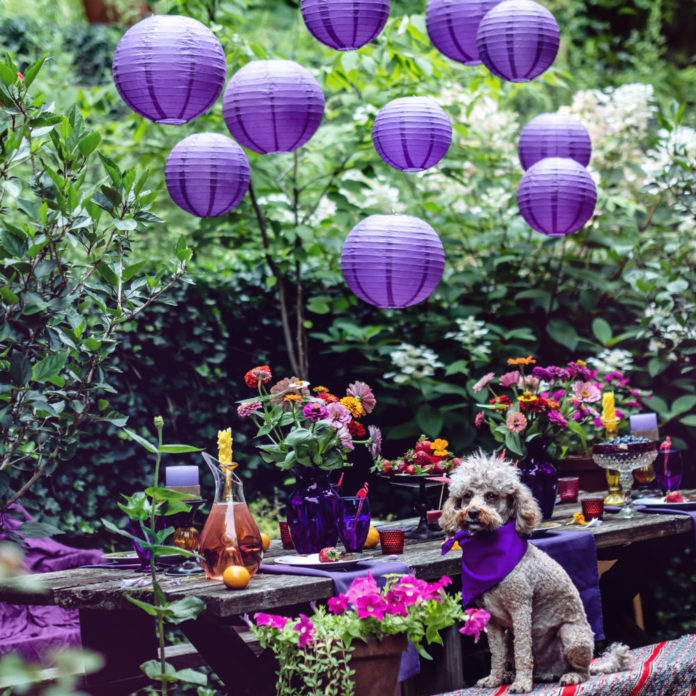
0, 502, 691, 619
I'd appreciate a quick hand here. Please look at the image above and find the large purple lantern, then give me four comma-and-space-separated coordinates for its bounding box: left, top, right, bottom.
426, 0, 502, 65
165, 133, 250, 218
517, 157, 597, 237
518, 113, 592, 170
476, 0, 559, 82
341, 215, 446, 308
222, 60, 325, 155
372, 97, 452, 172
301, 0, 390, 50
112, 15, 226, 125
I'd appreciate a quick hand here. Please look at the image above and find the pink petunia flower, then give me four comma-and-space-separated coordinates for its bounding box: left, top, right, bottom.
327, 594, 348, 614
384, 590, 409, 617
393, 576, 430, 605
571, 381, 601, 403
459, 608, 491, 643
473, 373, 495, 393
303, 401, 329, 422
355, 593, 387, 620
293, 614, 315, 647
506, 411, 527, 433
499, 371, 520, 388
237, 401, 262, 418
475, 411, 485, 429
325, 401, 351, 427
346, 381, 376, 414
346, 573, 379, 605
254, 612, 289, 630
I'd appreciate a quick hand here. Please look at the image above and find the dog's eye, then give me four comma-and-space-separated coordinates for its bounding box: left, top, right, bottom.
485, 492, 498, 502
461, 493, 472, 504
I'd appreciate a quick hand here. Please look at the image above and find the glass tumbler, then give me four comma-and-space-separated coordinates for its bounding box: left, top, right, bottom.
339, 496, 371, 553
654, 449, 683, 494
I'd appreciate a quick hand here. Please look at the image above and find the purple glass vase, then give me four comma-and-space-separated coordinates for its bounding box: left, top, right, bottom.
287, 467, 341, 554
518, 440, 558, 520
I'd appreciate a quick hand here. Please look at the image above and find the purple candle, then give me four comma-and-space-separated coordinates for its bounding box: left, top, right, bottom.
629, 413, 658, 432
166, 466, 199, 487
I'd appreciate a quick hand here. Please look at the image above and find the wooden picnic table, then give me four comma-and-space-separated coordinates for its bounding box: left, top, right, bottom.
0, 501, 692, 696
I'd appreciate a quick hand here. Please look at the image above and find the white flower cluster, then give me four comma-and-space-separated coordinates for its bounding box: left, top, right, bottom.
587, 349, 634, 374
444, 318, 492, 359
643, 125, 696, 192
644, 302, 696, 351
339, 169, 406, 212
384, 343, 444, 384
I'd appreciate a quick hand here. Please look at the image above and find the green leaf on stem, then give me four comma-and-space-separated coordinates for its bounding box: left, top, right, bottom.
122, 428, 158, 453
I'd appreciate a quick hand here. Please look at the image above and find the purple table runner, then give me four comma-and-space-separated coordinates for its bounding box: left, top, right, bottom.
633, 505, 696, 545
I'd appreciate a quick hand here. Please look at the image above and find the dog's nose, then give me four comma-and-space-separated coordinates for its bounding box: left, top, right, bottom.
468, 508, 480, 520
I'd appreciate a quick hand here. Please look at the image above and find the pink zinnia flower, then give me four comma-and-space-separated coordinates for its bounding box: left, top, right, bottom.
506, 411, 527, 433
303, 401, 328, 422
626, 400, 641, 409
346, 381, 376, 414
459, 608, 490, 643
237, 401, 262, 418
532, 366, 554, 381
475, 411, 485, 429
499, 371, 520, 388
328, 594, 348, 614
346, 573, 379, 605
473, 372, 495, 393
325, 401, 351, 427
254, 613, 289, 630
355, 593, 387, 620
293, 614, 315, 647
335, 424, 354, 451
571, 381, 601, 403
549, 411, 568, 429
593, 415, 603, 429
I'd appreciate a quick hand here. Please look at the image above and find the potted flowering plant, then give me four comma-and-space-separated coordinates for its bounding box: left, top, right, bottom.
248, 572, 490, 696
237, 366, 382, 553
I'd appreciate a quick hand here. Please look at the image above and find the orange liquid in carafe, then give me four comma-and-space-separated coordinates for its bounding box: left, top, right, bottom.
198, 502, 263, 580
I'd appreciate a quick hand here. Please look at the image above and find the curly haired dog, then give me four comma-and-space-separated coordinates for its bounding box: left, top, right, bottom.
440, 451, 630, 693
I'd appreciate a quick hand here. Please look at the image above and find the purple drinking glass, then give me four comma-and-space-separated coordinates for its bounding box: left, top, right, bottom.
339, 496, 371, 553
654, 449, 683, 494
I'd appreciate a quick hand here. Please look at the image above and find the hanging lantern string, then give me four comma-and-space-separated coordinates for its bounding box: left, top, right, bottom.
354, 483, 368, 527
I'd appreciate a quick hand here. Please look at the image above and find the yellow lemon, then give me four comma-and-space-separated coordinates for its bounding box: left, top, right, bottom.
222, 565, 250, 589
364, 526, 380, 549
260, 533, 271, 551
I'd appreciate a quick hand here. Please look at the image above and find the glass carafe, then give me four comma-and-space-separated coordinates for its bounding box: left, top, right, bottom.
199, 452, 263, 580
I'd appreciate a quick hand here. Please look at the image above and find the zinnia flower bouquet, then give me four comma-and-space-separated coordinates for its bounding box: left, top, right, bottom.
473, 356, 649, 459
248, 572, 490, 696
237, 366, 382, 471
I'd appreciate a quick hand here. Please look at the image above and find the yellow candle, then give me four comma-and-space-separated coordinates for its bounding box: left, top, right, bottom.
217, 428, 235, 469
601, 392, 616, 423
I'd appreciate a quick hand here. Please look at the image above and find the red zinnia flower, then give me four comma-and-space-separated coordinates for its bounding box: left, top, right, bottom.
316, 391, 339, 404
347, 420, 366, 438
244, 365, 272, 388
489, 395, 512, 409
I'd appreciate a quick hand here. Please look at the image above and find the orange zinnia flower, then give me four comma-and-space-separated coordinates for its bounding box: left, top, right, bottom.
507, 356, 536, 366
283, 394, 302, 402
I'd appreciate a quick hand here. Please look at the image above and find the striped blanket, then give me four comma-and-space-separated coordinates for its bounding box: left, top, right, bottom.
435, 634, 696, 696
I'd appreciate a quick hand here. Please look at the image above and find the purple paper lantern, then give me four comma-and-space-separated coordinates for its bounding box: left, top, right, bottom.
372, 97, 452, 172
476, 0, 560, 82
112, 15, 226, 125
517, 157, 597, 237
222, 60, 325, 155
165, 133, 250, 218
518, 113, 592, 170
426, 0, 502, 65
341, 215, 446, 308
301, 0, 390, 50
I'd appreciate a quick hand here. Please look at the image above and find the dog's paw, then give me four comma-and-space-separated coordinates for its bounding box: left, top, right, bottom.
559, 671, 588, 685
476, 675, 503, 689
508, 677, 533, 693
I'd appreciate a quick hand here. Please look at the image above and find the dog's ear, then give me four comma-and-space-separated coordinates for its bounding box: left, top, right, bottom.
439, 497, 460, 536
513, 482, 541, 535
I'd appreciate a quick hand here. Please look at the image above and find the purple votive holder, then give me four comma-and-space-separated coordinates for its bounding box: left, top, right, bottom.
558, 476, 579, 503
581, 497, 604, 520
654, 449, 683, 494
379, 528, 405, 555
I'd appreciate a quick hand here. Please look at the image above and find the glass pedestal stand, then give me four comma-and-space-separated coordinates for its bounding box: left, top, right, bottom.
166, 498, 205, 576
382, 476, 444, 540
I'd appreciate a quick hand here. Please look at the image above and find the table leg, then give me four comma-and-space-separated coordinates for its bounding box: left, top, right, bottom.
79, 607, 157, 695
181, 614, 277, 696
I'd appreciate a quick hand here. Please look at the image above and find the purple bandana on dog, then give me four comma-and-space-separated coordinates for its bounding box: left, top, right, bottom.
442, 520, 528, 606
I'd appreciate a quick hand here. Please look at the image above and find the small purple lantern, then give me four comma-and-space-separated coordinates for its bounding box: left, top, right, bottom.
222, 60, 325, 155
301, 0, 390, 50
518, 113, 592, 170
517, 157, 597, 237
372, 97, 452, 172
341, 214, 446, 308
112, 15, 226, 125
476, 0, 560, 82
165, 133, 250, 218
426, 0, 502, 65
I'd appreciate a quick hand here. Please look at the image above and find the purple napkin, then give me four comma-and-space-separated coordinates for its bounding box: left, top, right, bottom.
259, 560, 420, 680
633, 505, 696, 545
532, 530, 604, 640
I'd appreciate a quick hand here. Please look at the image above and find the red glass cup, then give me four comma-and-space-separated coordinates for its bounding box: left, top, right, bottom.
279, 521, 294, 550
426, 510, 442, 526
379, 528, 405, 555
581, 497, 604, 520
558, 477, 579, 503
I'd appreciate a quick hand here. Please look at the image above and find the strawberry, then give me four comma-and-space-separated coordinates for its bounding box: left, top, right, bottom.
380, 459, 392, 473
318, 547, 341, 562
433, 461, 447, 474
665, 491, 684, 503
396, 459, 408, 473
405, 464, 416, 475
450, 457, 464, 470
415, 440, 432, 453
414, 450, 433, 466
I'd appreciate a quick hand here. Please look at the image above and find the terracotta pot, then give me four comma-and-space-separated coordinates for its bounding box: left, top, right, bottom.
350, 634, 408, 696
